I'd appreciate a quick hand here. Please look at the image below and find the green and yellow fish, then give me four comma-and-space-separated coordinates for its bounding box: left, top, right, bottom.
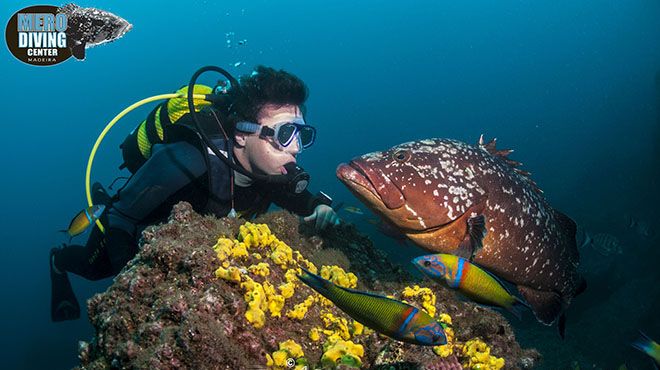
61, 204, 105, 238
631, 331, 660, 368
413, 253, 529, 319
297, 267, 446, 346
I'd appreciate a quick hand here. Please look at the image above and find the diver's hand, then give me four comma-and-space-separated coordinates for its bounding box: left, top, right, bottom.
304, 204, 340, 231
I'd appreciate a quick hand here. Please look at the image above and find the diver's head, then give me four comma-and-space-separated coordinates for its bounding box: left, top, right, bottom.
231, 66, 315, 177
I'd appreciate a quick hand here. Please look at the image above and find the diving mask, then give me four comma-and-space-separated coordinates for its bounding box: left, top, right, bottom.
235, 119, 316, 151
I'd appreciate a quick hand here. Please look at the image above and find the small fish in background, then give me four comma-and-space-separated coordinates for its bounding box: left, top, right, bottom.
624, 214, 656, 239
297, 267, 447, 346
575, 226, 594, 249
631, 331, 660, 368
591, 233, 623, 256
60, 204, 105, 240
412, 254, 530, 321
57, 3, 132, 60
341, 205, 364, 215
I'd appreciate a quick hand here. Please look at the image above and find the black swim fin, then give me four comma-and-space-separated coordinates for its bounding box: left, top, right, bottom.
50, 248, 80, 322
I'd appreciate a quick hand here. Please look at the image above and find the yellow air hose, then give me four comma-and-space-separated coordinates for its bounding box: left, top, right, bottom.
85, 93, 210, 233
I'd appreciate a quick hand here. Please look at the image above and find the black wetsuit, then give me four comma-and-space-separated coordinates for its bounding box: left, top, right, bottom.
52, 121, 329, 281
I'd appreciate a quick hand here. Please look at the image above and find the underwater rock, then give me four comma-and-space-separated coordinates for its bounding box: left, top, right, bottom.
75, 202, 538, 369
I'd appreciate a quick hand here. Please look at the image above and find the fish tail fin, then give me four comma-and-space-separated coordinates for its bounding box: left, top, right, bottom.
631, 331, 656, 358
517, 285, 563, 326
574, 277, 587, 297
558, 313, 567, 340
297, 267, 333, 297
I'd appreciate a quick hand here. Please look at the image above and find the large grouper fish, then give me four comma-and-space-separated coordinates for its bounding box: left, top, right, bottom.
336, 136, 586, 332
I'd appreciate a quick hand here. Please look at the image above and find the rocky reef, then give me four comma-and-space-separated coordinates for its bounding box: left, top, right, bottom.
75, 202, 540, 369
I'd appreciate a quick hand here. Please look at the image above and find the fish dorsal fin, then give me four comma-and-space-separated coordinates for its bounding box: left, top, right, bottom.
477, 134, 543, 194
59, 3, 80, 13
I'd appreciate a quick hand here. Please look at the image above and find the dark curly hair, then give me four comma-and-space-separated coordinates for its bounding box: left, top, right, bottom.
227, 65, 308, 128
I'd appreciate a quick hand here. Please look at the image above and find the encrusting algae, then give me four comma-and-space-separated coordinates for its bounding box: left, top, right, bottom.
212, 222, 507, 369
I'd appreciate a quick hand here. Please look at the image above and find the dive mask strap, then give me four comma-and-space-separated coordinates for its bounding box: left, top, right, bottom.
235, 121, 261, 134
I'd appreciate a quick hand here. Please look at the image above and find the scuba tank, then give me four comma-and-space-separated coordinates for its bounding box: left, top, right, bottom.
118, 84, 219, 174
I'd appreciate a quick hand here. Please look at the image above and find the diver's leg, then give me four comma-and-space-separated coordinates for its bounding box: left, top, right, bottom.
49, 226, 114, 322
49, 246, 80, 322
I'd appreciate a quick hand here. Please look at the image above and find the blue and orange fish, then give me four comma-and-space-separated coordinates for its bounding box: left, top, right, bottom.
297, 267, 446, 346
631, 331, 660, 368
60, 204, 105, 239
413, 253, 529, 320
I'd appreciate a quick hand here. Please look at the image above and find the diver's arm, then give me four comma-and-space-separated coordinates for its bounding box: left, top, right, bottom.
270, 188, 332, 217
105, 141, 208, 271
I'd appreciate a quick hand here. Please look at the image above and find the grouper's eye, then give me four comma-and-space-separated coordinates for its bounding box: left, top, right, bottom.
424, 260, 432, 267
392, 150, 410, 162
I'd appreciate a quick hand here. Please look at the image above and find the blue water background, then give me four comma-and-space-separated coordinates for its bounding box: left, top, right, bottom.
2, 0, 659, 368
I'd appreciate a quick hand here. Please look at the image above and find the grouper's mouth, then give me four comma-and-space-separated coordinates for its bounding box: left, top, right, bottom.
336, 160, 422, 230
336, 161, 379, 201
336, 161, 463, 234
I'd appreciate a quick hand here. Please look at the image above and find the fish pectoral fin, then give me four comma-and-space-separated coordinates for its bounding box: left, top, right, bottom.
71, 41, 86, 60
455, 214, 487, 261
517, 285, 563, 326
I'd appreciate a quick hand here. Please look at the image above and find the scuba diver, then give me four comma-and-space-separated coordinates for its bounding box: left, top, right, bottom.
50, 65, 339, 322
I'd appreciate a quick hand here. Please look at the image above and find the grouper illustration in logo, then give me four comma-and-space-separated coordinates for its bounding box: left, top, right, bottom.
57, 3, 132, 60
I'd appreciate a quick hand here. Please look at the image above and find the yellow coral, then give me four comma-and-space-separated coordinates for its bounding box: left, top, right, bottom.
434, 344, 454, 357
271, 350, 289, 367
215, 265, 242, 283
284, 268, 300, 283
266, 340, 305, 369
268, 294, 286, 317
402, 285, 437, 317
265, 353, 274, 367
230, 242, 249, 259
278, 282, 296, 299
320, 265, 357, 288
321, 338, 364, 368
320, 311, 351, 340
438, 313, 453, 326
241, 278, 267, 328
433, 313, 456, 358
309, 327, 322, 341
279, 339, 304, 358
286, 295, 316, 320
461, 338, 505, 370
270, 240, 294, 268
350, 320, 364, 336
248, 262, 271, 277
213, 237, 234, 261
239, 222, 275, 249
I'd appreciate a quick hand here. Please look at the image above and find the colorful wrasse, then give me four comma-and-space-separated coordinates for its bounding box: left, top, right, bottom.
61, 205, 105, 237
631, 331, 660, 367
413, 253, 529, 319
297, 267, 446, 346
336, 136, 586, 328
